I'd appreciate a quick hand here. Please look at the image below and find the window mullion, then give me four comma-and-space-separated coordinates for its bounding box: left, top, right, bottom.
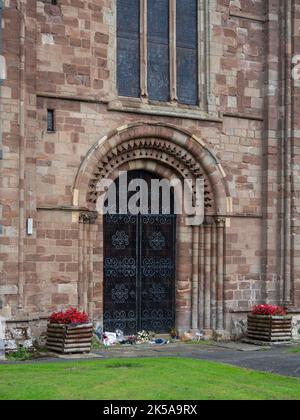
199, 0, 206, 108
170, 0, 177, 102
140, 0, 148, 98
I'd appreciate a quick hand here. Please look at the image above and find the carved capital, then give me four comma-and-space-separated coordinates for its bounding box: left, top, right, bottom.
216, 217, 226, 228
79, 211, 98, 224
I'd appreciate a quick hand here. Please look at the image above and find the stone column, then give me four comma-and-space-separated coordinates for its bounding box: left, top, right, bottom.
210, 222, 217, 330
88, 224, 94, 317
78, 221, 84, 308
216, 218, 225, 331
198, 225, 205, 328
192, 226, 199, 330
83, 224, 88, 312
291, 0, 300, 309
263, 0, 285, 305
79, 212, 98, 314
204, 221, 212, 329
281, 0, 293, 305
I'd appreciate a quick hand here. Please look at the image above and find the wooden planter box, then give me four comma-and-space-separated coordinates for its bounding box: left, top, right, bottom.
247, 315, 292, 343
46, 323, 93, 354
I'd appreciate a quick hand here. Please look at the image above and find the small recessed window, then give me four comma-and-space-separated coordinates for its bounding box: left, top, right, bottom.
47, 109, 55, 132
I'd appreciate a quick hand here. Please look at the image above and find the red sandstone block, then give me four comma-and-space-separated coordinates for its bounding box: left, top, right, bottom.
82, 39, 91, 49
52, 293, 69, 305
24, 262, 37, 272
66, 230, 79, 240
225, 291, 234, 300
36, 255, 55, 262
66, 263, 79, 272
55, 255, 73, 262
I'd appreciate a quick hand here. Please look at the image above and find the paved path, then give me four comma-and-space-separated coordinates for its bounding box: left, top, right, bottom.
91, 343, 300, 378
1, 343, 300, 378
200, 348, 300, 378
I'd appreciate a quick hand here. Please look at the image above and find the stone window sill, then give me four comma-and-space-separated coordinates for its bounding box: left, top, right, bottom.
108, 98, 221, 123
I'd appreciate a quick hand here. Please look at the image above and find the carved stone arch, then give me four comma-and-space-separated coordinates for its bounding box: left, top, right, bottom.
73, 122, 232, 217
86, 138, 216, 215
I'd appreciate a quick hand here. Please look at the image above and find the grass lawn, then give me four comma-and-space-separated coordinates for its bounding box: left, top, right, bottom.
0, 358, 299, 400
288, 347, 300, 354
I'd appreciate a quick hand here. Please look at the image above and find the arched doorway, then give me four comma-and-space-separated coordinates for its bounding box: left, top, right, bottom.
103, 170, 176, 334
75, 123, 231, 336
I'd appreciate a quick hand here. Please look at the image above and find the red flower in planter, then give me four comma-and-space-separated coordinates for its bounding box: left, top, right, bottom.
252, 304, 286, 316
49, 308, 89, 325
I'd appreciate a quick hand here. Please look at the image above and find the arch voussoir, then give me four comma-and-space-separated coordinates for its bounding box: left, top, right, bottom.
73, 122, 231, 216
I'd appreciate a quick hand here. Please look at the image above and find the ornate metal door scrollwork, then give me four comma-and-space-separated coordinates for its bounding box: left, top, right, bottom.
149, 231, 166, 251
140, 213, 176, 333
103, 171, 176, 334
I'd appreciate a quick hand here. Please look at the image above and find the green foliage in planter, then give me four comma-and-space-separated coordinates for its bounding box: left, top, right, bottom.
7, 346, 35, 362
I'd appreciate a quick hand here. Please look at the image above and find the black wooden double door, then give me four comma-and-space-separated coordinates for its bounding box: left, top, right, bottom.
103, 174, 176, 334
